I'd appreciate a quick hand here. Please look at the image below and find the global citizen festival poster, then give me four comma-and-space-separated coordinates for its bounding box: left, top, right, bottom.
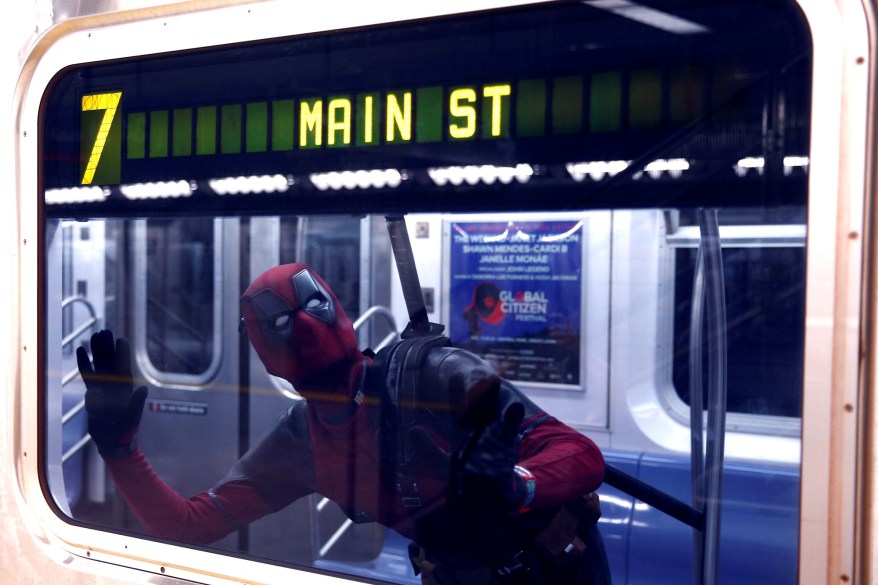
449, 220, 582, 387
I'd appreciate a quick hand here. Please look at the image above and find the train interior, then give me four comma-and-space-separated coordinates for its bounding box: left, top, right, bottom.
38, 1, 810, 583
46, 205, 805, 584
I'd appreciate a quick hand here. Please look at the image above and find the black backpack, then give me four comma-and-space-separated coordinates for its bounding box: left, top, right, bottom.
365, 334, 453, 509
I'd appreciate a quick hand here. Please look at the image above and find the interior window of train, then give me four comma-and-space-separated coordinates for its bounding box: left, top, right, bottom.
665, 210, 806, 428
140, 218, 218, 377
38, 1, 811, 584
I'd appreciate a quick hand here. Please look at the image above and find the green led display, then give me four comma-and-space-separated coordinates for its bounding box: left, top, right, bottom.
84, 71, 691, 184
670, 66, 704, 125
149, 110, 169, 158
355, 93, 380, 147
80, 92, 122, 185
221, 104, 242, 154
552, 76, 583, 135
173, 108, 192, 157
196, 106, 217, 155
127, 112, 146, 160
272, 100, 295, 151
590, 72, 622, 132
629, 69, 662, 129
246, 102, 268, 153
416, 87, 443, 143
517, 79, 546, 138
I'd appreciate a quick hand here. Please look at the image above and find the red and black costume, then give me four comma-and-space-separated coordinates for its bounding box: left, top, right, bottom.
78, 263, 606, 583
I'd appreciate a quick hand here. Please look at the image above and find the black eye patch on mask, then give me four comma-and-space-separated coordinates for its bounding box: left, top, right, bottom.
250, 288, 296, 344
292, 269, 336, 324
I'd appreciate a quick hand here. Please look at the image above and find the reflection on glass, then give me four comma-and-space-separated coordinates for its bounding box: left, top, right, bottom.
145, 218, 215, 375
673, 244, 806, 418
41, 1, 810, 584
73, 250, 608, 584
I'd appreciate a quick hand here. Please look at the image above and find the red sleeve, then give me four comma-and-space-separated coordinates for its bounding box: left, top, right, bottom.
515, 415, 605, 510
106, 449, 273, 544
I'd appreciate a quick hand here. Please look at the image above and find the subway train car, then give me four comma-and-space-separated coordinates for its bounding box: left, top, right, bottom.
1, 0, 876, 584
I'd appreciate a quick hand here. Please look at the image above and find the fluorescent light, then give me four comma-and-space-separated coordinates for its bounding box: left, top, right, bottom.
209, 175, 291, 195
584, 0, 710, 35
45, 186, 109, 205
121, 180, 193, 200
642, 158, 690, 179
309, 169, 403, 191
784, 156, 809, 167
734, 156, 809, 177
566, 160, 629, 182
427, 164, 533, 187
783, 156, 809, 176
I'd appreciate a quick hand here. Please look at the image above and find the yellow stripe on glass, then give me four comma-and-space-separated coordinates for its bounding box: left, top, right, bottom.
81, 92, 122, 185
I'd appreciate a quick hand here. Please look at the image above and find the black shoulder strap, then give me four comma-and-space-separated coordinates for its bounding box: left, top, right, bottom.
366, 334, 452, 509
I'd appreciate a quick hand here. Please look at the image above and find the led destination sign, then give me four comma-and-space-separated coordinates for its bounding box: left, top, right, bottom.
79, 70, 679, 186
44, 0, 810, 214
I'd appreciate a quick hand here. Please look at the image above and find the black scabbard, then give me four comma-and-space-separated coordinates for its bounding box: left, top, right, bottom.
385, 215, 445, 338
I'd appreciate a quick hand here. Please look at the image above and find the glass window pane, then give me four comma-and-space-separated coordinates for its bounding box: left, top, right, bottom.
40, 2, 811, 584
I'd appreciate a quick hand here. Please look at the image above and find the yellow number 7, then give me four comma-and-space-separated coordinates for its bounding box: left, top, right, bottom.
81, 92, 122, 185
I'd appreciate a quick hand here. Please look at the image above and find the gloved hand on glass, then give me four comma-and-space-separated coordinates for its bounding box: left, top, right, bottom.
76, 329, 148, 460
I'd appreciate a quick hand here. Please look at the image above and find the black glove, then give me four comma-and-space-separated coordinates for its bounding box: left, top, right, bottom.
406, 400, 525, 514
454, 400, 525, 514
76, 329, 148, 459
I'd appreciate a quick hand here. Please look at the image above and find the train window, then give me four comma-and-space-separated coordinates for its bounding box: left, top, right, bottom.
666, 214, 807, 426
281, 215, 364, 321
38, 1, 811, 584
139, 218, 219, 377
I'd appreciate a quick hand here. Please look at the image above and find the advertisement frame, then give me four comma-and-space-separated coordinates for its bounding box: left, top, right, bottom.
441, 213, 589, 393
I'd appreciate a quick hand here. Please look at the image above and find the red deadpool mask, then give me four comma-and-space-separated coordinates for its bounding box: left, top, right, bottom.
241, 263, 359, 394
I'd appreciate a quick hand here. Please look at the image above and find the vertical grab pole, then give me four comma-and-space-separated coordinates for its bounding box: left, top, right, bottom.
689, 245, 706, 585
698, 208, 728, 585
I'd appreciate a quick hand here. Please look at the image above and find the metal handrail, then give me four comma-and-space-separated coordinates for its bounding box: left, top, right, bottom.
61, 399, 86, 425
62, 434, 92, 464
61, 369, 83, 387
61, 295, 98, 351
59, 295, 100, 462
315, 493, 355, 558
62, 316, 98, 351
698, 208, 728, 585
352, 305, 399, 352
605, 210, 729, 585
352, 304, 397, 331
685, 210, 729, 585
690, 244, 706, 581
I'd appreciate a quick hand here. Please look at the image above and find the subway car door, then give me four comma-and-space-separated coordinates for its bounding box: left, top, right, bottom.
125, 217, 243, 551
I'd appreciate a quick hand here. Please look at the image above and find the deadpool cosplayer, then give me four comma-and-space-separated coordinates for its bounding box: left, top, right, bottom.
77, 263, 607, 584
